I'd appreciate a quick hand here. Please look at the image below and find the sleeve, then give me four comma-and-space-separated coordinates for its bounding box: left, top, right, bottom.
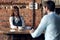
9, 17, 17, 29
21, 17, 25, 27
31, 15, 48, 38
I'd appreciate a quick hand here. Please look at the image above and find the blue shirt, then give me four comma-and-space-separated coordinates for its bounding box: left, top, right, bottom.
31, 12, 60, 40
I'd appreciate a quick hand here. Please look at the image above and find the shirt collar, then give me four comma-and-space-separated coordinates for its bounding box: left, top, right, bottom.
48, 11, 55, 15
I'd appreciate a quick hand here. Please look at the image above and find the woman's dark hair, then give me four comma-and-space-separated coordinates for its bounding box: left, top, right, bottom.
11, 6, 20, 17
43, 1, 55, 11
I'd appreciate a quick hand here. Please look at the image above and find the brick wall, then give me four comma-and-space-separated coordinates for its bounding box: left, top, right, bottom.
0, 0, 42, 28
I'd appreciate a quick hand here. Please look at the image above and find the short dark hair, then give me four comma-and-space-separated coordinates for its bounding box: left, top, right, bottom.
43, 1, 55, 11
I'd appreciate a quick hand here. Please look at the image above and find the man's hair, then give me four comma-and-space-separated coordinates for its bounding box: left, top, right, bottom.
43, 1, 55, 11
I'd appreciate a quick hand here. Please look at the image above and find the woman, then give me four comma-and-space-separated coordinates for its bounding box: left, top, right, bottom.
9, 6, 25, 30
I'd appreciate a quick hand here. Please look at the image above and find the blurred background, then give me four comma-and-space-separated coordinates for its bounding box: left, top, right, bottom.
0, 0, 60, 40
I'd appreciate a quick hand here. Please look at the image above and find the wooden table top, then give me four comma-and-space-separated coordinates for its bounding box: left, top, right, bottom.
0, 27, 31, 35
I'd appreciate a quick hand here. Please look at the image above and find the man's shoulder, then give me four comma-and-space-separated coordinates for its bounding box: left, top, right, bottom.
43, 15, 49, 18
44, 14, 53, 18
42, 15, 50, 21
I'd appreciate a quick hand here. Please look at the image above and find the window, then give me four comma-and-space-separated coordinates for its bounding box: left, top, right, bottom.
51, 0, 60, 5
42, 0, 60, 5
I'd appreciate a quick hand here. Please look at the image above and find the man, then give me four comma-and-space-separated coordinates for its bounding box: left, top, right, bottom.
30, 1, 60, 40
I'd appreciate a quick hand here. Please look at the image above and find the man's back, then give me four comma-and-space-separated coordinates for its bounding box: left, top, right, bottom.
45, 12, 60, 40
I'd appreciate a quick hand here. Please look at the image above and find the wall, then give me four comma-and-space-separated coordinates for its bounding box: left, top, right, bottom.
0, 0, 42, 40
0, 0, 42, 28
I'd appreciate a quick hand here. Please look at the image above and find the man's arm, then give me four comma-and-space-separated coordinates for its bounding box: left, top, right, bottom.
30, 15, 48, 38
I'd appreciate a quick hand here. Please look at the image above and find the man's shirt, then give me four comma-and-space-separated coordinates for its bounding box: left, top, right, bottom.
31, 12, 60, 40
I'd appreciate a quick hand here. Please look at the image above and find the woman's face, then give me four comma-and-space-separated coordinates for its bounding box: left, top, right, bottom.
13, 9, 19, 16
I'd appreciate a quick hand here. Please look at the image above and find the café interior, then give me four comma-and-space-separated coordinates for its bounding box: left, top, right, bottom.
0, 0, 60, 40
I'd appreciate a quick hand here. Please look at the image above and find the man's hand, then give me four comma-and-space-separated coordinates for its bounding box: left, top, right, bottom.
30, 29, 34, 34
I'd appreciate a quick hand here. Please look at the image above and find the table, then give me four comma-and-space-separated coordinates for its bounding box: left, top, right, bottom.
0, 28, 31, 40
0, 28, 44, 40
